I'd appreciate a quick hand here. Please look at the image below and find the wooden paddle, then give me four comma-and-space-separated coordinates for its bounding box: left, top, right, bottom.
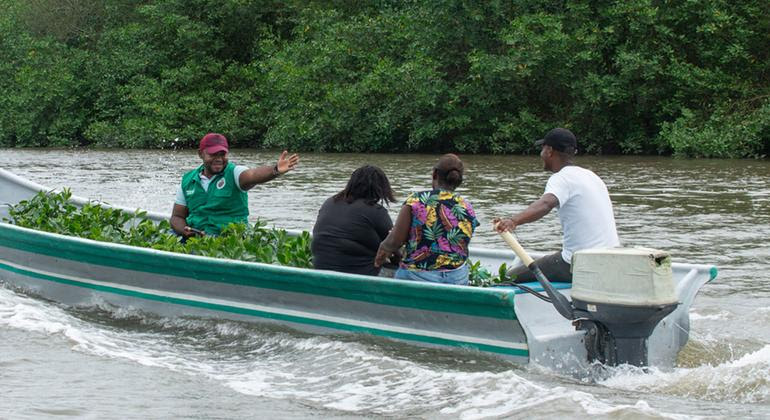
496, 227, 575, 320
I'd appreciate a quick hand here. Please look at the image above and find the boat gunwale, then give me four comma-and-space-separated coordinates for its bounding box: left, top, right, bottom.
0, 222, 522, 319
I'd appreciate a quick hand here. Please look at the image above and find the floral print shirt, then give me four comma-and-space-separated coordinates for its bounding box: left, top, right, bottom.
400, 189, 480, 271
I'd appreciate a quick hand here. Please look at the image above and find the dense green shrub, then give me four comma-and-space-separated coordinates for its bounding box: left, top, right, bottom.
0, 5, 93, 147
0, 0, 767, 157
659, 99, 770, 158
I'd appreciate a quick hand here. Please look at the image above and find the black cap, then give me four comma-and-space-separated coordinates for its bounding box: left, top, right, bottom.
534, 128, 577, 152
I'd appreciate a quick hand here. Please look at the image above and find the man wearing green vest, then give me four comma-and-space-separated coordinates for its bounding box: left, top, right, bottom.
170, 133, 300, 238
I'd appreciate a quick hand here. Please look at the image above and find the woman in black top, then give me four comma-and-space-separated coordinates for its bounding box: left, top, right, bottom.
311, 165, 396, 276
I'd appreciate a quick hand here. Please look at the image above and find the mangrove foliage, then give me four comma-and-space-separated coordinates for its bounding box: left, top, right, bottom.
1, 0, 767, 157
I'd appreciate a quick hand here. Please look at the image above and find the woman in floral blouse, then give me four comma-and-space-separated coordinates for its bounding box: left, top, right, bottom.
374, 154, 479, 285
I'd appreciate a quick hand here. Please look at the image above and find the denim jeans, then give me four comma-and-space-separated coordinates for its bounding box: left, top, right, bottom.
394, 264, 469, 285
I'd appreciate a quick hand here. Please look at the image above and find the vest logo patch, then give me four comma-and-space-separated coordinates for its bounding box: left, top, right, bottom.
185, 189, 195, 195
216, 178, 226, 189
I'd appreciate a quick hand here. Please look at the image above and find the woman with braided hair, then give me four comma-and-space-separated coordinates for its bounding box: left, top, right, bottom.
312, 165, 396, 276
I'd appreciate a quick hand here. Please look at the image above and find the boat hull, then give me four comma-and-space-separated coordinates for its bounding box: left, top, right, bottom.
0, 168, 717, 374
0, 222, 531, 362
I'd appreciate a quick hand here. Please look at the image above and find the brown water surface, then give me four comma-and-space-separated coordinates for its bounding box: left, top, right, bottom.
1, 149, 768, 418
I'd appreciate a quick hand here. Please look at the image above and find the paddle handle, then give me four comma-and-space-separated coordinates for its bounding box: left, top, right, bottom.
498, 230, 534, 267
495, 223, 575, 320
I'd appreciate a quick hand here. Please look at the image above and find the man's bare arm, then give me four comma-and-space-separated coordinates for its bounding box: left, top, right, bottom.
170, 203, 192, 236
238, 150, 300, 190
493, 193, 559, 233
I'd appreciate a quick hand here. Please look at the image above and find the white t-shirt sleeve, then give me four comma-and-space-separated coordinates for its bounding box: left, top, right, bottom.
233, 165, 249, 192
544, 172, 570, 207
174, 185, 186, 206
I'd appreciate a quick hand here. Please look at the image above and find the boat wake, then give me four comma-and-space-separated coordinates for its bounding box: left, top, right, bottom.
2, 286, 764, 417
599, 341, 770, 404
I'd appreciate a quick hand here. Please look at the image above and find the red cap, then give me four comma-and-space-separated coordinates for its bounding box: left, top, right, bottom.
199, 133, 229, 154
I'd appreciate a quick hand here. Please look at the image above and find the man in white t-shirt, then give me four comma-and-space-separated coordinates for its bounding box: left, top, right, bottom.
493, 128, 619, 282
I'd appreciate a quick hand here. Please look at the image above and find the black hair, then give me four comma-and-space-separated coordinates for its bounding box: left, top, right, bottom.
333, 165, 396, 205
434, 154, 464, 190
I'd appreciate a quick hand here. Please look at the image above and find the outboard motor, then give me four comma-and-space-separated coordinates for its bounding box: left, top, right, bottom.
570, 248, 679, 366
497, 231, 679, 367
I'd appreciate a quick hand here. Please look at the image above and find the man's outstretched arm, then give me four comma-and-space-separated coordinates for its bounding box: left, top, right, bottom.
493, 193, 559, 233
238, 150, 300, 190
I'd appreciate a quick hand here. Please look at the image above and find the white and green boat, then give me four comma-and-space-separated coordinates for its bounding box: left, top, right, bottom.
0, 168, 716, 375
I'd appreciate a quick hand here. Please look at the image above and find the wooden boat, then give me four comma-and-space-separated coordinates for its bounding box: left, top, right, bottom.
0, 168, 716, 375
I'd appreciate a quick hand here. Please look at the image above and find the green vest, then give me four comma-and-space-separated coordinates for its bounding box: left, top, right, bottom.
181, 162, 249, 235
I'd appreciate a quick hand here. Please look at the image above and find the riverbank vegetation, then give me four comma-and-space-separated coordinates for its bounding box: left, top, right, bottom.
1, 0, 767, 158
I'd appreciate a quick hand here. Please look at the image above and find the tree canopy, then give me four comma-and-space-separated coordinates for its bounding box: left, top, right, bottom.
1, 0, 767, 157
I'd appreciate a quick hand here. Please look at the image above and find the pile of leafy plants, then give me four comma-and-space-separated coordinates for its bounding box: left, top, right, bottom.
6, 189, 517, 284
5, 189, 312, 268
467, 260, 513, 288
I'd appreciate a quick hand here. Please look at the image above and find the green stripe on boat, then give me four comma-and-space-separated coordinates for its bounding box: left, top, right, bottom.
0, 260, 529, 357
0, 223, 519, 319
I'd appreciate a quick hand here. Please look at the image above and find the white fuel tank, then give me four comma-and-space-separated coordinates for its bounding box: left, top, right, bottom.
571, 248, 678, 307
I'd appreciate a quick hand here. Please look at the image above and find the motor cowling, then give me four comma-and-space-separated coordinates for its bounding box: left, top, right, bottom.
570, 248, 679, 366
